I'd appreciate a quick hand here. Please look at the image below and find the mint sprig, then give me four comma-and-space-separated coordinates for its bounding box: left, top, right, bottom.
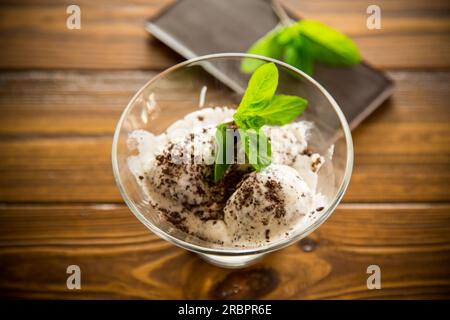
238, 62, 278, 114
235, 94, 307, 129
240, 26, 284, 74
213, 62, 308, 183
241, 19, 361, 75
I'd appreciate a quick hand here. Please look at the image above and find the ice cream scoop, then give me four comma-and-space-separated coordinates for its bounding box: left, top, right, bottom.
143, 126, 218, 207
127, 107, 329, 248
224, 164, 316, 246
263, 121, 311, 165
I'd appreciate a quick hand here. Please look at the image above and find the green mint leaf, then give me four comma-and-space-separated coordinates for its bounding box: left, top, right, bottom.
214, 62, 308, 182
235, 62, 278, 127
283, 41, 314, 76
297, 20, 361, 65
213, 123, 230, 183
276, 25, 298, 45
239, 129, 271, 172
236, 94, 308, 129
234, 114, 266, 129
239, 62, 278, 111
241, 27, 284, 73
265, 94, 308, 125
242, 19, 360, 77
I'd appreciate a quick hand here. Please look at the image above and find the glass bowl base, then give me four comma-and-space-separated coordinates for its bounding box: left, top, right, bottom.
197, 252, 265, 268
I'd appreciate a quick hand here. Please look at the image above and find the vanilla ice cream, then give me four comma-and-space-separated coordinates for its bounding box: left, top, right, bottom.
224, 164, 320, 246
127, 107, 330, 247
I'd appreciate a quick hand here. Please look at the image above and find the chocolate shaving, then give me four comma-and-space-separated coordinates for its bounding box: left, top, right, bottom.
311, 157, 322, 172
302, 148, 313, 157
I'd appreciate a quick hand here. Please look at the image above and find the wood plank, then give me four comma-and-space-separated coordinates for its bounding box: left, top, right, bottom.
0, 0, 181, 70
0, 204, 449, 299
0, 71, 156, 135
0, 137, 118, 203
0, 0, 448, 69
1, 71, 449, 135
0, 71, 448, 203
349, 71, 450, 202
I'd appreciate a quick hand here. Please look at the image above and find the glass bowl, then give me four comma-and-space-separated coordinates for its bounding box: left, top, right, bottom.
112, 53, 353, 268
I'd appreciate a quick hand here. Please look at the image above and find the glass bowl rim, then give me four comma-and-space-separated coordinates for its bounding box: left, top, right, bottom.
112, 52, 353, 256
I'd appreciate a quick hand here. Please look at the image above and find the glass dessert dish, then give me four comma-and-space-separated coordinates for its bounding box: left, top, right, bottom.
112, 53, 353, 268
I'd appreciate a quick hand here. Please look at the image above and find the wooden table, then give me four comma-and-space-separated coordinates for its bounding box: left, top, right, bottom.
0, 0, 449, 299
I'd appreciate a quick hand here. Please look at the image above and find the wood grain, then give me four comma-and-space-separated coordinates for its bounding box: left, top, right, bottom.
0, 0, 449, 70
0, 204, 449, 299
0, 0, 181, 70
0, 71, 448, 203
0, 71, 157, 136
0, 0, 449, 300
